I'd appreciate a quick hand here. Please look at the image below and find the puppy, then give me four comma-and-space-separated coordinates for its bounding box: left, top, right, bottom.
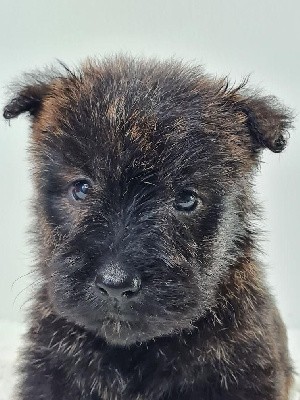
4, 56, 294, 399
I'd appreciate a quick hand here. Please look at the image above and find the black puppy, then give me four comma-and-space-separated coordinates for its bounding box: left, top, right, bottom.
4, 56, 294, 399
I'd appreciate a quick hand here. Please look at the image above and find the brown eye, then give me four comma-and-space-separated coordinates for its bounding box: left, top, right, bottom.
70, 180, 91, 201
174, 190, 198, 212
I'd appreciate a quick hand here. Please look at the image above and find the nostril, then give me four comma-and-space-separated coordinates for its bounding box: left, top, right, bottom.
122, 290, 137, 298
122, 277, 141, 297
96, 285, 109, 296
94, 277, 110, 296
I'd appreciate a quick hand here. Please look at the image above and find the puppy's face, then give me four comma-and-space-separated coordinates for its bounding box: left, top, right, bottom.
4, 57, 291, 345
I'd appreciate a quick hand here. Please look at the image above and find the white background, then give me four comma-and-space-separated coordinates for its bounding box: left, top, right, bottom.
0, 0, 299, 332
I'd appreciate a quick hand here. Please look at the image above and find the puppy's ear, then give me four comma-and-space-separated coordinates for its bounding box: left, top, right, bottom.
240, 94, 293, 153
3, 81, 49, 120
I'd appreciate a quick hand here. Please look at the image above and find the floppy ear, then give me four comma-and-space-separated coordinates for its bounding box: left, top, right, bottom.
240, 94, 293, 153
3, 62, 78, 121
3, 81, 50, 120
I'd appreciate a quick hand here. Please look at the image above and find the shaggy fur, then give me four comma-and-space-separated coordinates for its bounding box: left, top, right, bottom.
4, 56, 294, 399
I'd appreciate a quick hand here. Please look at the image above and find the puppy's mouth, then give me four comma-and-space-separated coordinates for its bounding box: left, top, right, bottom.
101, 311, 138, 323
95, 297, 140, 323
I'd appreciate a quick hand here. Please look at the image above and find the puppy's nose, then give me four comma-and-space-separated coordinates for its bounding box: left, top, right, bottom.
95, 263, 141, 300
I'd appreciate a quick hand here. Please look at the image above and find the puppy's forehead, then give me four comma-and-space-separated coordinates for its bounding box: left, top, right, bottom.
36, 61, 201, 136
32, 59, 252, 180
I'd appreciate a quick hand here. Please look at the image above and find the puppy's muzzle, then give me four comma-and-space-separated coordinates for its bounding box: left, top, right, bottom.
95, 262, 141, 301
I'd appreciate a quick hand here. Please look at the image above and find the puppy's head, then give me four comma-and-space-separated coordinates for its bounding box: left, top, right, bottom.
4, 56, 292, 345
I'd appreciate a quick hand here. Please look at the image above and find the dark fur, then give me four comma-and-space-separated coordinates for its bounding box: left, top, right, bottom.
4, 56, 294, 399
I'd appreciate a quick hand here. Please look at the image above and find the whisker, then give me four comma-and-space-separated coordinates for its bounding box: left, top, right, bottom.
11, 270, 35, 290
13, 280, 42, 307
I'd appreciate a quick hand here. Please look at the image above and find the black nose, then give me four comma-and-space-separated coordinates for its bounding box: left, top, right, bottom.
95, 263, 141, 300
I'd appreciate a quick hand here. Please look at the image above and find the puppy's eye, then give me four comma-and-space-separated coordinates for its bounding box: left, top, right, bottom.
69, 180, 91, 201
174, 190, 198, 212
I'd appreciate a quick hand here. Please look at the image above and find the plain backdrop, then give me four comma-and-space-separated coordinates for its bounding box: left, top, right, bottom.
0, 0, 299, 331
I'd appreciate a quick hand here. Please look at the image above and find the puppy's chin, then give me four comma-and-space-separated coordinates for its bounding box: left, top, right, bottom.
97, 319, 166, 346
69, 313, 186, 346
52, 301, 196, 346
